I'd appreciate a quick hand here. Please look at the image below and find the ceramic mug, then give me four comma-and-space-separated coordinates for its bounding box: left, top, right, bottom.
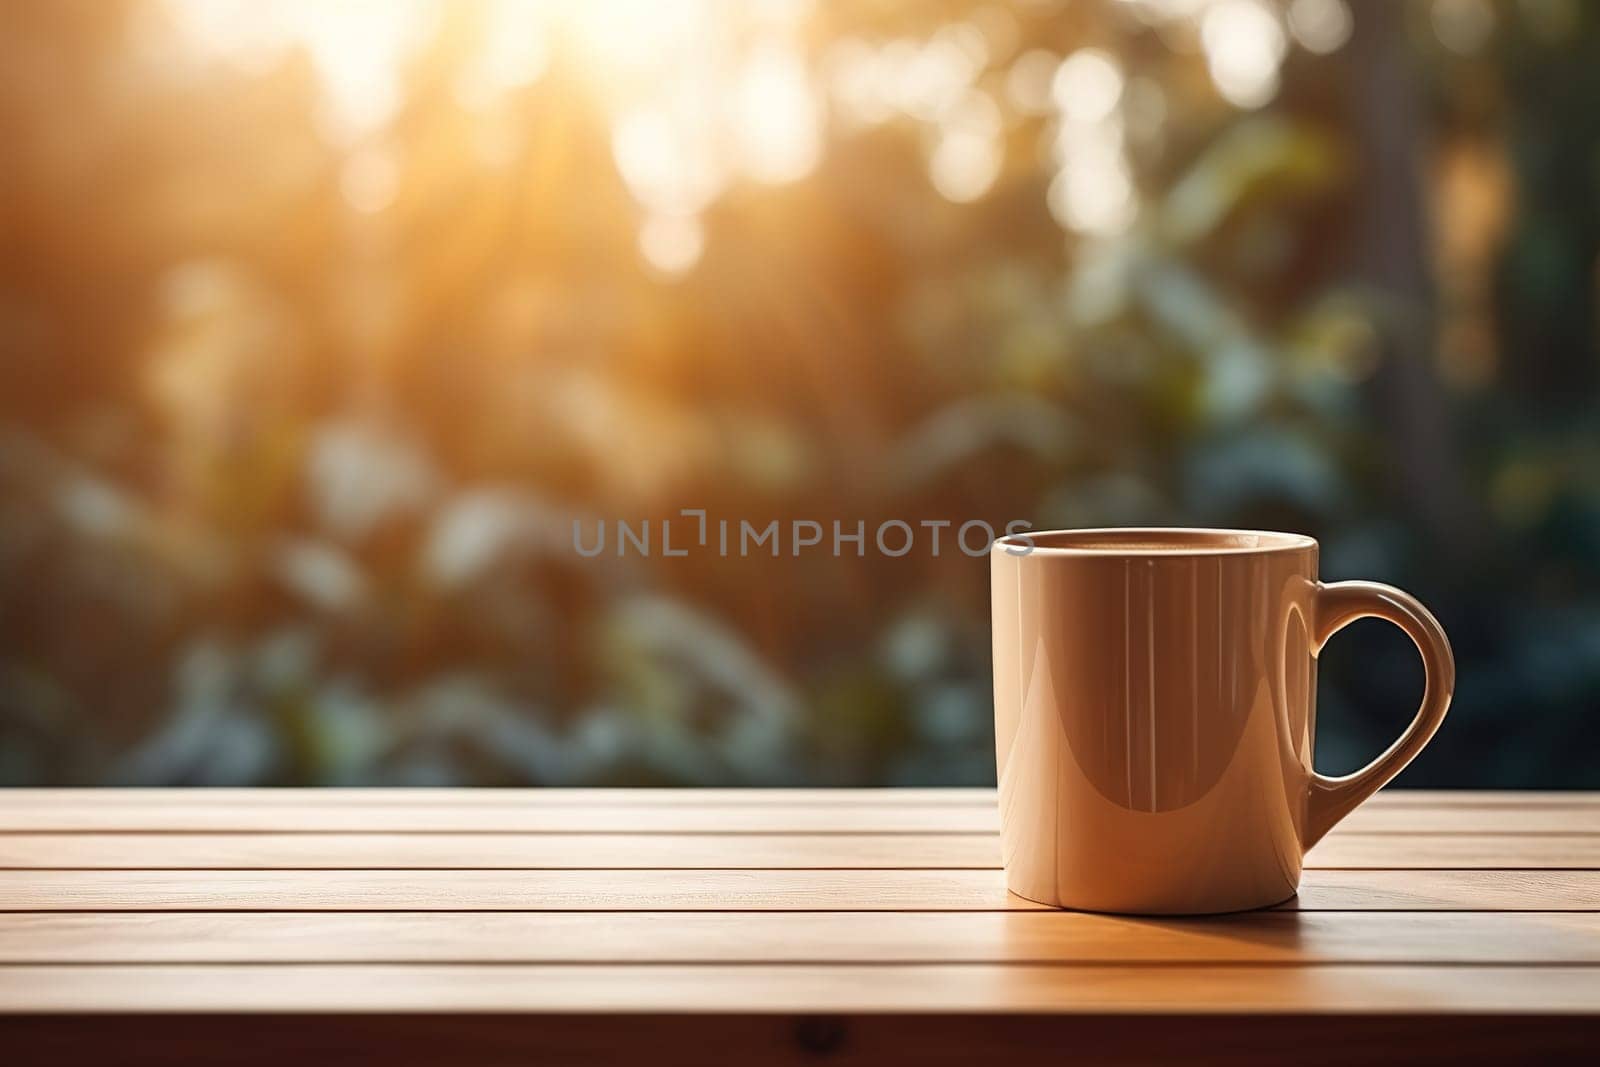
990, 527, 1453, 913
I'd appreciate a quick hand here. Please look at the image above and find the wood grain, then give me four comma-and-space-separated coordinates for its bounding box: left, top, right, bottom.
1306, 833, 1600, 869
0, 868, 1594, 911
2, 831, 1596, 869
0, 788, 1596, 1039
1, 799, 1594, 833
0, 963, 1596, 1013
0, 868, 1030, 910
0, 804, 997, 833
0, 834, 1000, 868
2, 910, 1597, 964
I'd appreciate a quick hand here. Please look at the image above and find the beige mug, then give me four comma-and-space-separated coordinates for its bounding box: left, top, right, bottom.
990, 527, 1453, 913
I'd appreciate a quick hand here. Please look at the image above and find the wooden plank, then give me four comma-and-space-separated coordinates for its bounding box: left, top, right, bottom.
0, 963, 1595, 1013
0, 834, 996, 869
0, 868, 1594, 911
0, 805, 999, 834
0, 869, 1029, 910
1, 801, 1593, 834
3, 832, 1597, 876
2, 831, 1595, 869
1306, 833, 1600, 869
1339, 803, 1596, 833
2, 911, 1597, 964
1366, 791, 1600, 808
1290, 870, 1600, 910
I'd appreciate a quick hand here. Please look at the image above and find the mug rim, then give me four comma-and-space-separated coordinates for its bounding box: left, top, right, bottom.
993, 526, 1318, 557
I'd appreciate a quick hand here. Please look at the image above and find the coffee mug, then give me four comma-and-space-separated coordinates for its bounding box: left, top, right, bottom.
990, 527, 1453, 913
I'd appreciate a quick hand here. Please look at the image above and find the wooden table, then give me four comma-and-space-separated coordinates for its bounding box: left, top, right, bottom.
0, 789, 1595, 1063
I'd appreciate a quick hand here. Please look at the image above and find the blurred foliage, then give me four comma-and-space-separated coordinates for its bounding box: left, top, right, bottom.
1, 0, 1597, 787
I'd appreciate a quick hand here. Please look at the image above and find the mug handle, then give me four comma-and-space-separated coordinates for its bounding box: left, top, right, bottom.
1302, 580, 1456, 850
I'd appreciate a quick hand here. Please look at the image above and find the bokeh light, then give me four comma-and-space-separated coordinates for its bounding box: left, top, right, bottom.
1052, 49, 1125, 124
1201, 0, 1288, 110
1432, 0, 1496, 56
1006, 48, 1062, 115
5, 0, 1597, 793
1286, 0, 1353, 55
930, 90, 1004, 202
733, 40, 824, 184
638, 213, 705, 275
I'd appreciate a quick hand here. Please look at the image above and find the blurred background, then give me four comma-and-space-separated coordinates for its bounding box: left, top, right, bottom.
1, 0, 1597, 788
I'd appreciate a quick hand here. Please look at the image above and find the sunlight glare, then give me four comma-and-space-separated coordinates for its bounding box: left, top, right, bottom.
612, 107, 725, 216
564, 0, 709, 81
454, 0, 550, 109
166, 0, 443, 139
282, 0, 442, 139
163, 0, 1172, 272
